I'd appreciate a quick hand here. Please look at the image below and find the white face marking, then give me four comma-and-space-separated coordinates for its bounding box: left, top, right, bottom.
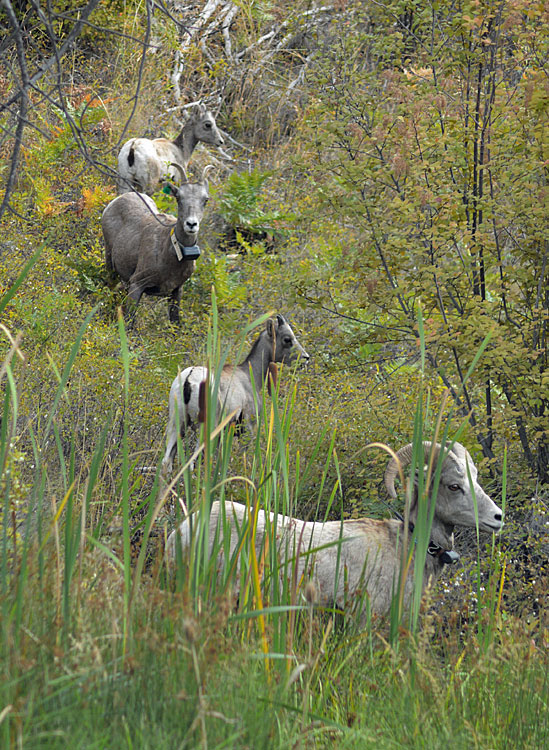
275, 321, 309, 365
439, 446, 503, 533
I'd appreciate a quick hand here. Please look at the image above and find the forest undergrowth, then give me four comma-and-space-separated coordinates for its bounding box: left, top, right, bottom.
1, 0, 547, 747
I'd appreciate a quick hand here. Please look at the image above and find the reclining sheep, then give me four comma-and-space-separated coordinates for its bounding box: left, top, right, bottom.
162, 314, 309, 474
102, 165, 211, 325
167, 441, 503, 618
117, 103, 224, 194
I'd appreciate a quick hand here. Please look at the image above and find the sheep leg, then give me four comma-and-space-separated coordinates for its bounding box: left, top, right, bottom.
122, 275, 147, 326
162, 438, 177, 475
162, 376, 196, 474
123, 297, 141, 328
163, 426, 200, 475
163, 408, 183, 475
232, 413, 246, 438
116, 175, 132, 194
168, 287, 181, 325
104, 245, 119, 288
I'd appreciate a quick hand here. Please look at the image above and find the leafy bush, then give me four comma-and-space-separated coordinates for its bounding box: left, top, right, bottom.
217, 169, 293, 249
1, 1, 548, 745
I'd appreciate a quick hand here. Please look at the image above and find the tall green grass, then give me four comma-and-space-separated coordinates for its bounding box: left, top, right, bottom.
1, 278, 547, 748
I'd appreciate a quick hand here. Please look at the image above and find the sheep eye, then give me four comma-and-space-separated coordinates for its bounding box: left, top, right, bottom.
448, 483, 461, 492
204, 122, 212, 129
283, 336, 293, 346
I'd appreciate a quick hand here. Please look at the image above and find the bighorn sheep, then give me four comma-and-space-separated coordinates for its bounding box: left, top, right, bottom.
167, 441, 503, 618
162, 314, 309, 474
117, 103, 223, 194
102, 165, 211, 325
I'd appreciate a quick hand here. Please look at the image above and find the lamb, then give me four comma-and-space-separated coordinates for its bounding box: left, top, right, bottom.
102, 165, 211, 325
162, 314, 310, 474
117, 103, 224, 194
167, 441, 503, 618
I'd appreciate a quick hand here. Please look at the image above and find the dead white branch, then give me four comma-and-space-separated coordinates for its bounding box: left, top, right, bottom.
171, 0, 225, 102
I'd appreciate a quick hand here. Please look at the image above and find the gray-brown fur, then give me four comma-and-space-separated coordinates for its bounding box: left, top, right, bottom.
117, 103, 223, 194
162, 315, 309, 473
102, 168, 211, 325
167, 442, 503, 619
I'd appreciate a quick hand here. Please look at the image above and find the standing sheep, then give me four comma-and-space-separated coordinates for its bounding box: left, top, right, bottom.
117, 103, 224, 194
162, 315, 309, 473
102, 165, 211, 325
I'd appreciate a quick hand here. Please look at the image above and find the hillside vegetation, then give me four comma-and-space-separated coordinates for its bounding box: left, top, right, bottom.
1, 1, 548, 747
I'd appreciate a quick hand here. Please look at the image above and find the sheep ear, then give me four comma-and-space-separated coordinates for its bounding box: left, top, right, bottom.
267, 362, 278, 396
198, 102, 207, 114
276, 314, 285, 328
266, 318, 276, 338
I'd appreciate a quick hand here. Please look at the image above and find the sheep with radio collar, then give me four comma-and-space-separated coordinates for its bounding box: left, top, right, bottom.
102, 164, 212, 326
167, 441, 503, 618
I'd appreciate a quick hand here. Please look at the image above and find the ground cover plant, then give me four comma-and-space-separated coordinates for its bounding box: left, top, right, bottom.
1, 0, 547, 747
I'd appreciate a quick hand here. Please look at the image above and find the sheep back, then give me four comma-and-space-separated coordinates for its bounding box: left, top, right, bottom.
102, 193, 195, 295
117, 138, 161, 193
167, 501, 442, 618
151, 139, 187, 181
170, 366, 256, 426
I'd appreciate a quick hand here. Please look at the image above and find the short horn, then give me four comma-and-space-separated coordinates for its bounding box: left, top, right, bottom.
384, 441, 441, 498
202, 164, 215, 182
170, 162, 188, 183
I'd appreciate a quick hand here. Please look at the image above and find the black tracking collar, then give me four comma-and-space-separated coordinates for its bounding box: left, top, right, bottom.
170, 229, 201, 261
408, 522, 460, 565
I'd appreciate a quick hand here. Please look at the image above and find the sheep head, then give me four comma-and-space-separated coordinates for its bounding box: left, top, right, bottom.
191, 105, 224, 147
266, 314, 310, 366
161, 164, 210, 240
384, 441, 503, 534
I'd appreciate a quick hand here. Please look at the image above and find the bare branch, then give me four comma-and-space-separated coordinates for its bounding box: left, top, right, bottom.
0, 0, 103, 115
0, 0, 30, 223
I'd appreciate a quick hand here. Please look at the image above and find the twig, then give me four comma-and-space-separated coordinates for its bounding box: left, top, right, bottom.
0, 0, 102, 115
